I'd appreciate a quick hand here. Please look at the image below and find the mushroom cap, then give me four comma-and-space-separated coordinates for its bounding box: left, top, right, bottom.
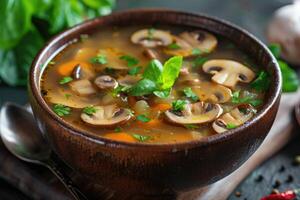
94, 75, 118, 90
131, 29, 173, 48
267, 3, 300, 65
81, 105, 132, 126
202, 59, 255, 88
164, 31, 218, 57
192, 82, 232, 103
165, 102, 223, 125
212, 104, 255, 133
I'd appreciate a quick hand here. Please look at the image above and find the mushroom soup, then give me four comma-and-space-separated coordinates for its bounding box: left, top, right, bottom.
41, 26, 269, 143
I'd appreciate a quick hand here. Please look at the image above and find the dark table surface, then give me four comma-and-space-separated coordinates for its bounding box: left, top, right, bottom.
1, 0, 299, 199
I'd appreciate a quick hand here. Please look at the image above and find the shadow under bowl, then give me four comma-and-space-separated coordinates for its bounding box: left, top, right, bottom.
28, 9, 281, 199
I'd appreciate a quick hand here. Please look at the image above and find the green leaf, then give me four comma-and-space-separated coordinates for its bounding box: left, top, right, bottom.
83, 106, 98, 115
184, 124, 200, 130
0, 0, 33, 49
278, 60, 299, 92
119, 55, 139, 67
0, 50, 18, 86
161, 56, 183, 89
167, 43, 181, 49
64, 94, 72, 99
250, 71, 271, 92
147, 28, 155, 39
129, 79, 157, 96
132, 134, 152, 142
268, 43, 281, 59
128, 66, 142, 76
192, 57, 208, 68
82, 0, 116, 9
136, 114, 151, 123
192, 48, 201, 55
226, 123, 237, 129
231, 91, 263, 107
153, 88, 171, 98
172, 100, 188, 111
59, 76, 73, 84
53, 104, 71, 116
142, 59, 163, 82
183, 87, 199, 102
90, 54, 107, 64
114, 127, 122, 132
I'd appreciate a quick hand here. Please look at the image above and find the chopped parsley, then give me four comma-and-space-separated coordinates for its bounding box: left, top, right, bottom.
64, 94, 72, 99
231, 91, 263, 107
183, 87, 199, 102
226, 123, 237, 129
119, 55, 139, 67
250, 71, 271, 92
136, 114, 151, 123
59, 76, 73, 85
192, 48, 201, 55
192, 57, 208, 68
268, 43, 281, 59
128, 66, 142, 76
172, 100, 187, 111
114, 127, 122, 132
90, 54, 107, 64
53, 104, 71, 117
147, 28, 155, 39
184, 124, 200, 130
83, 106, 98, 115
111, 85, 131, 97
167, 43, 181, 49
132, 134, 152, 142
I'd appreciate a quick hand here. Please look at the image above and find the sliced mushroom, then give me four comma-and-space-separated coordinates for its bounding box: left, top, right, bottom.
81, 104, 132, 126
131, 29, 173, 48
178, 72, 201, 85
165, 102, 223, 125
202, 59, 255, 88
118, 75, 141, 87
164, 31, 218, 57
69, 79, 97, 96
192, 82, 232, 103
212, 104, 256, 133
94, 75, 118, 90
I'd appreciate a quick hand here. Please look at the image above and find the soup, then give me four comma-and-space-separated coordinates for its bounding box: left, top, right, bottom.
41, 25, 268, 144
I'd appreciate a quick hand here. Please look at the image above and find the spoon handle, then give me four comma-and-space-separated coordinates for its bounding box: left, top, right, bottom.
45, 156, 88, 200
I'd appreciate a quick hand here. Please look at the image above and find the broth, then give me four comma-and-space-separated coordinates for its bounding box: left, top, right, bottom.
41, 25, 267, 144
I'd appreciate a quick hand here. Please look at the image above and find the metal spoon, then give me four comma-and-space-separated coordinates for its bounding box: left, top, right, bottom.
0, 103, 88, 200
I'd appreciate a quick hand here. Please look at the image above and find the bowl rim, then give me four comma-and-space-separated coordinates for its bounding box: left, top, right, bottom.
29, 8, 281, 151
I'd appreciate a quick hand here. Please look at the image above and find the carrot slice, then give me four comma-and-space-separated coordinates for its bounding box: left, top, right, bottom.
105, 132, 136, 142
57, 61, 92, 76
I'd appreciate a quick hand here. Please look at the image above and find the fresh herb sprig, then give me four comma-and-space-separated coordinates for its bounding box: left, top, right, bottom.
231, 91, 262, 107
183, 87, 199, 102
172, 100, 188, 111
83, 106, 98, 115
53, 104, 71, 117
132, 134, 152, 142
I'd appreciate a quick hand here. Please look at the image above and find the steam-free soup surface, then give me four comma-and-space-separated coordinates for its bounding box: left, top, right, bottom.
41, 25, 268, 143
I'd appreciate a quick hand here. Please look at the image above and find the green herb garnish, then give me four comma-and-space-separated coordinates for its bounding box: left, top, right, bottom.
64, 93, 72, 99
192, 48, 201, 55
129, 56, 183, 97
251, 71, 271, 92
90, 54, 107, 64
128, 66, 142, 76
184, 124, 200, 130
183, 87, 199, 102
83, 106, 97, 115
226, 123, 237, 129
268, 43, 299, 92
192, 57, 208, 68
114, 127, 122, 132
53, 104, 71, 117
167, 43, 181, 49
172, 100, 187, 111
59, 76, 73, 85
147, 28, 155, 39
232, 91, 263, 107
153, 88, 171, 98
119, 55, 139, 67
136, 114, 151, 123
132, 134, 152, 142
112, 85, 131, 97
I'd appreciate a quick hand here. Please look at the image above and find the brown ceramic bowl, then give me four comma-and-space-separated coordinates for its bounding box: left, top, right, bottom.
28, 9, 281, 199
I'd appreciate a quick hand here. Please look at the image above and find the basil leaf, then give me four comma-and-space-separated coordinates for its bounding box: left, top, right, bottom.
161, 56, 183, 89
119, 55, 139, 67
142, 59, 163, 83
128, 66, 142, 76
0, 50, 18, 86
153, 88, 171, 98
278, 60, 299, 92
0, 0, 33, 49
183, 87, 199, 102
129, 79, 157, 96
268, 43, 281, 59
250, 71, 270, 92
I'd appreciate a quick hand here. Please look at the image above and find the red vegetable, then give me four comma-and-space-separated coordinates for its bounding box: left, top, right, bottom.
260, 190, 296, 200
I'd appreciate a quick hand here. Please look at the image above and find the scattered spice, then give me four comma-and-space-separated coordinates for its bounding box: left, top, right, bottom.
235, 191, 242, 197
285, 175, 294, 183
278, 165, 285, 173
272, 180, 281, 188
255, 175, 264, 182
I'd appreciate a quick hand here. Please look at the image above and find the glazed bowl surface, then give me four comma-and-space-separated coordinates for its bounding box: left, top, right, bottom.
28, 9, 281, 198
